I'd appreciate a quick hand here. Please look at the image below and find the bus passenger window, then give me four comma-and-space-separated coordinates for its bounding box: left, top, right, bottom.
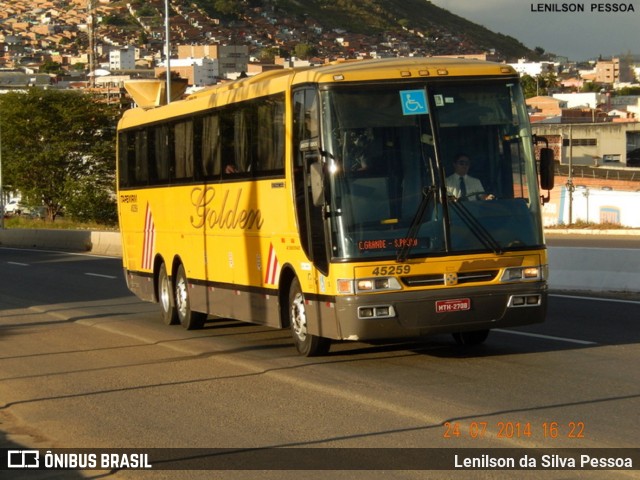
134, 130, 149, 184
201, 114, 221, 177
255, 98, 285, 175
153, 125, 171, 183
118, 131, 136, 187
220, 110, 237, 176
234, 109, 250, 173
174, 120, 194, 180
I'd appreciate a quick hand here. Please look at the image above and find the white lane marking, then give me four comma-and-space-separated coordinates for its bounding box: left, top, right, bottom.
494, 329, 597, 345
7, 261, 29, 266
85, 273, 117, 280
551, 293, 640, 305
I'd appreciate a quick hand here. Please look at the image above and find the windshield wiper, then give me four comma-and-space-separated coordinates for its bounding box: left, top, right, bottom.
396, 186, 436, 263
448, 198, 503, 255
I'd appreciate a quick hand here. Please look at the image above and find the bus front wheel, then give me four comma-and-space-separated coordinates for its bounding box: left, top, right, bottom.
174, 264, 206, 330
158, 262, 178, 325
288, 279, 330, 357
452, 329, 490, 347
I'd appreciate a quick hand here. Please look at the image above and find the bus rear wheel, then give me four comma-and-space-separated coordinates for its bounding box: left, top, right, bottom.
289, 278, 330, 357
452, 329, 490, 347
158, 262, 178, 325
174, 264, 206, 330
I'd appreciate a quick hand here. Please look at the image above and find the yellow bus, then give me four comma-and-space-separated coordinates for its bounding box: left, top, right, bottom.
117, 57, 554, 356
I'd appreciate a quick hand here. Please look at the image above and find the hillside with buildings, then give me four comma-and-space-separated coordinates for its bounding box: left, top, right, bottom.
1, 0, 639, 196
0, 0, 533, 77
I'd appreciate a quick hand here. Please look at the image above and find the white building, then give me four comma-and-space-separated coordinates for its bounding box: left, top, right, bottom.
109, 48, 136, 71
157, 58, 219, 86
509, 58, 557, 77
552, 92, 606, 110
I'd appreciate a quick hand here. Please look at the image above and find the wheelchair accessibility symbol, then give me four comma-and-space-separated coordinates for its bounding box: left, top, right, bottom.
400, 90, 428, 115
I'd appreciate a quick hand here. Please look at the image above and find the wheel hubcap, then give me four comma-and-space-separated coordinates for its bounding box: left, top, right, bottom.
160, 275, 171, 312
176, 277, 188, 320
291, 293, 307, 341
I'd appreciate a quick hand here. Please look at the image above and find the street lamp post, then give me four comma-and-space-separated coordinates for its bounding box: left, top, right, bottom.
567, 123, 574, 226
583, 187, 590, 224
165, 0, 171, 105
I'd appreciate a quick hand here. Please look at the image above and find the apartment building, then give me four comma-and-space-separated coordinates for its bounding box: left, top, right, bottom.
109, 47, 135, 71
595, 57, 635, 84
177, 44, 248, 77
155, 57, 219, 86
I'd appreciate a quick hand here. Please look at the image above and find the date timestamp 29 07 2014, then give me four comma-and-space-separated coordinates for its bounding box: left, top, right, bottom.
443, 421, 586, 439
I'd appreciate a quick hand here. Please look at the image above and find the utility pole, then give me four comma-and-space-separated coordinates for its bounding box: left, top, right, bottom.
566, 123, 574, 226
165, 0, 171, 105
88, 0, 95, 87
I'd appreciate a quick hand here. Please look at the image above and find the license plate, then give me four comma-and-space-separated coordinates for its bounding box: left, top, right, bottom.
435, 298, 471, 313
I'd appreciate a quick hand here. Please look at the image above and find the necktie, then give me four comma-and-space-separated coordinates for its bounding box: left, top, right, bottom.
459, 176, 467, 199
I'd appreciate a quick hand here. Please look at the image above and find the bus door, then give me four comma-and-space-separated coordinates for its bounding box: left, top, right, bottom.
293, 88, 330, 276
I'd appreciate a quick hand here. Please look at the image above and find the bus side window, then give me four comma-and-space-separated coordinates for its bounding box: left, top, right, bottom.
118, 131, 136, 187
174, 120, 194, 181
220, 109, 237, 176
201, 113, 221, 178
134, 130, 149, 185
255, 97, 285, 175
233, 108, 251, 173
152, 124, 171, 183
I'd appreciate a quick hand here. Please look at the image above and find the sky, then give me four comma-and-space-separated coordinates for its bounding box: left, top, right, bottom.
429, 0, 639, 61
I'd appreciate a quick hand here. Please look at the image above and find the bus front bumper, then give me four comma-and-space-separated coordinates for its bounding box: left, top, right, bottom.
332, 282, 547, 341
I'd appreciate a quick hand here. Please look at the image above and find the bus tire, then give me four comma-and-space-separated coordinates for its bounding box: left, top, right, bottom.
158, 262, 178, 326
289, 278, 330, 357
452, 329, 490, 347
174, 263, 206, 330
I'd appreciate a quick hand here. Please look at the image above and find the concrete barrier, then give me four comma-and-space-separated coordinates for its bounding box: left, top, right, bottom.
1, 229, 639, 293
0, 229, 121, 256
547, 246, 640, 293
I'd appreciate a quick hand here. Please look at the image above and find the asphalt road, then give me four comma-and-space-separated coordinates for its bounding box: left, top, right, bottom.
0, 247, 639, 479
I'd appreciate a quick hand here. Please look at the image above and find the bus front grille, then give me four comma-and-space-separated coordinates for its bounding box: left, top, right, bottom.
401, 270, 499, 287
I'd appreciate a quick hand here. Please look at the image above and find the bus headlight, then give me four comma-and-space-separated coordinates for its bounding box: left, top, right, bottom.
500, 266, 543, 283
337, 277, 403, 294
356, 277, 402, 293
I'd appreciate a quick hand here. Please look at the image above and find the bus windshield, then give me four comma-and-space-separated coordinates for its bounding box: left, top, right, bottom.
320, 80, 544, 261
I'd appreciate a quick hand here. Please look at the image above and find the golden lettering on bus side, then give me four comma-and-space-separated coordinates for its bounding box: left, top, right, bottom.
190, 186, 264, 231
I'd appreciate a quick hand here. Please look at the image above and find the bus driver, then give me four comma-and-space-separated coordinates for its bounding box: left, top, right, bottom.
445, 153, 494, 201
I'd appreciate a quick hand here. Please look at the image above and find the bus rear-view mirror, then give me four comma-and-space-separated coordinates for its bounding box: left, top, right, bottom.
539, 148, 555, 191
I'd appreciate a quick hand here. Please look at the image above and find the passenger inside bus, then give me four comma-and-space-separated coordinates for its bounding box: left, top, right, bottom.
344, 128, 388, 173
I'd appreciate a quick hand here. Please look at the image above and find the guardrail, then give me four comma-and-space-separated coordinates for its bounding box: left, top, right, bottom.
1, 229, 639, 293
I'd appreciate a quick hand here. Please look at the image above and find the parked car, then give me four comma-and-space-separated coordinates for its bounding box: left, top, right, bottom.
3, 199, 25, 215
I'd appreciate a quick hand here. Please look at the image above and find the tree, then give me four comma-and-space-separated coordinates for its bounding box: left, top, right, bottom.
293, 43, 317, 60
213, 0, 240, 15
258, 47, 280, 63
40, 60, 63, 75
520, 73, 559, 98
0, 89, 118, 223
